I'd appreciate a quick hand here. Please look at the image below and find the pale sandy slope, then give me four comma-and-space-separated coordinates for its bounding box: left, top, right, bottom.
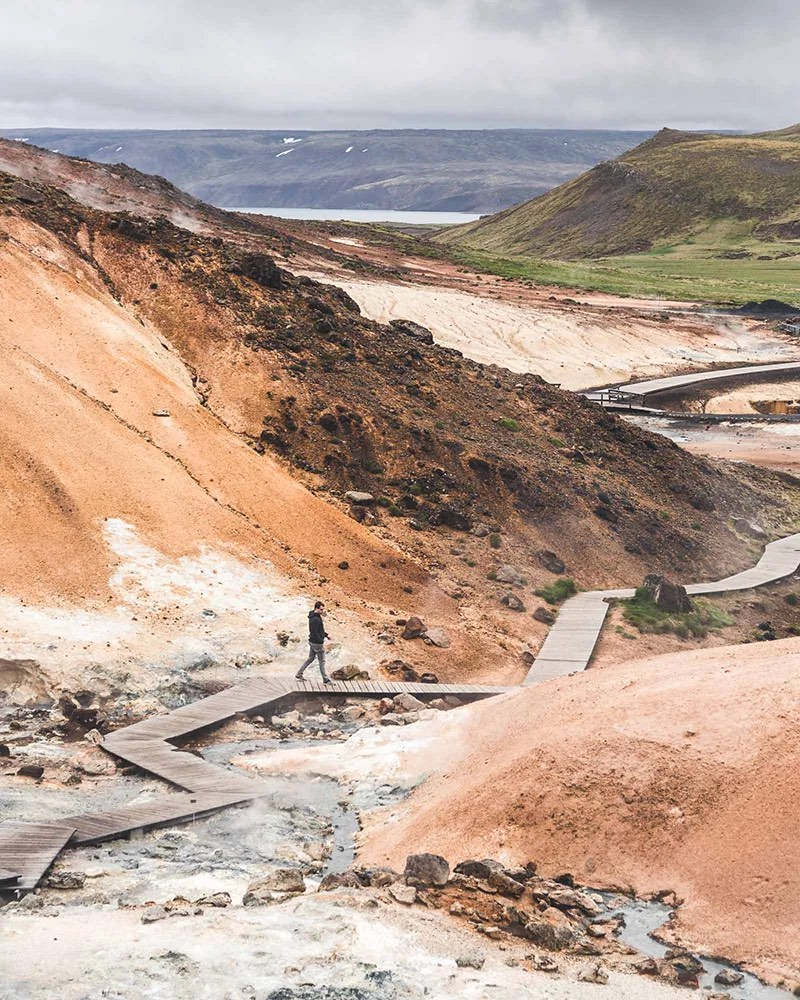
361, 638, 800, 984
310, 275, 796, 390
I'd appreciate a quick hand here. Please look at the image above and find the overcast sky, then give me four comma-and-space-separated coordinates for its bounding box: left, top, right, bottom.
1, 0, 798, 131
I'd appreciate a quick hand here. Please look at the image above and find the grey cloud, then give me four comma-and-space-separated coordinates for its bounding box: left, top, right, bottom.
0, 0, 797, 130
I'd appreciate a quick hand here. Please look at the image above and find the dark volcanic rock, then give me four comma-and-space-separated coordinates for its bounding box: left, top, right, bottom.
643, 575, 692, 613
536, 550, 565, 574
234, 252, 283, 289
389, 319, 435, 345
404, 853, 450, 887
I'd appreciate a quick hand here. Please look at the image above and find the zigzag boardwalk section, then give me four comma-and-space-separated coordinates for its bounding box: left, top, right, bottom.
0, 822, 75, 893
584, 360, 800, 415
5, 534, 799, 891
524, 533, 800, 685
1, 677, 509, 894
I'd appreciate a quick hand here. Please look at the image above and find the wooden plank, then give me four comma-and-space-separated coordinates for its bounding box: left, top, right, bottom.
62, 791, 255, 845
0, 821, 75, 892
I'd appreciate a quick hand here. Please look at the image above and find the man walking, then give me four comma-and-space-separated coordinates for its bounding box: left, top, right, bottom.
296, 600, 332, 684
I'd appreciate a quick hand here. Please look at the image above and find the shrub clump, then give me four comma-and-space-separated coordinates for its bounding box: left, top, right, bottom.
534, 578, 578, 604
621, 587, 732, 639
497, 417, 520, 432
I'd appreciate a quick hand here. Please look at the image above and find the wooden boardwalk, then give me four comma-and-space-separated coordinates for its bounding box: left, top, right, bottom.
4, 532, 799, 892
585, 360, 800, 414
524, 532, 800, 684
1, 677, 508, 894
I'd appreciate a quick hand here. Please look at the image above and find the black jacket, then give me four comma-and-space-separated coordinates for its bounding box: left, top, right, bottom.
308, 610, 328, 644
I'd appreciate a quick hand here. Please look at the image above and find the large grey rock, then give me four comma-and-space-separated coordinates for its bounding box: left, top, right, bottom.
404, 853, 450, 887
547, 887, 602, 916
578, 962, 609, 984
643, 575, 692, 613
423, 627, 451, 648
501, 593, 526, 612
533, 606, 556, 625
733, 517, 767, 540
524, 907, 577, 950
495, 564, 524, 585
319, 870, 363, 891
389, 884, 417, 904
393, 693, 426, 713
243, 868, 305, 906
344, 491, 375, 505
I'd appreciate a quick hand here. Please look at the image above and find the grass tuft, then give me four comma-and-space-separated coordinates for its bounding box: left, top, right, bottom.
621, 587, 732, 639
534, 578, 578, 604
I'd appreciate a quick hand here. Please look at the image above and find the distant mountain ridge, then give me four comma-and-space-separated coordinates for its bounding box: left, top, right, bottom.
437, 124, 800, 257
0, 127, 651, 213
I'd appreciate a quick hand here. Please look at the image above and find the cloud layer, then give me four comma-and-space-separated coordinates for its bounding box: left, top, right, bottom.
1, 0, 797, 130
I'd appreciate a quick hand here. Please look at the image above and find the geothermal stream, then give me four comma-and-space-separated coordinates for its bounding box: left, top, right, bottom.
0, 705, 793, 998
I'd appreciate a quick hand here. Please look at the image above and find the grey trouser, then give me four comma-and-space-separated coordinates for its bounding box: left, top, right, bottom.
298, 642, 328, 679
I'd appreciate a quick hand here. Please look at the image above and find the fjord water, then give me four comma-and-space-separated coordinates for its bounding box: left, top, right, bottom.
238, 207, 481, 224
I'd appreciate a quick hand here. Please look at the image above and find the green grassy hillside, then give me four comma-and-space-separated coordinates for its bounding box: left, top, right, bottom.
437, 125, 800, 261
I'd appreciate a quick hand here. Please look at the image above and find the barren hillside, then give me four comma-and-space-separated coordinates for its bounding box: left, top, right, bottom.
1, 141, 798, 702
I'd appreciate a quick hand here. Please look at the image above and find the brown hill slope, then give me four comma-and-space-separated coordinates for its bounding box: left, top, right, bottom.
437, 124, 800, 258
362, 639, 800, 984
1, 147, 798, 693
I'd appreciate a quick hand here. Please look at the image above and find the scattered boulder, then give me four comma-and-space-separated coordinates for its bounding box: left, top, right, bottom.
546, 887, 601, 917
389, 318, 435, 346
533, 607, 556, 625
394, 693, 426, 713
17, 764, 44, 780
428, 505, 472, 532
11, 181, 44, 204
243, 868, 305, 906
45, 871, 86, 889
389, 884, 417, 905
715, 969, 744, 986
495, 564, 524, 585
141, 905, 170, 924
643, 575, 692, 614
319, 870, 363, 892
524, 907, 577, 950
501, 593, 526, 612
487, 870, 526, 898
404, 853, 450, 887
420, 671, 439, 684
632, 957, 660, 976
359, 867, 399, 887
195, 892, 231, 907
578, 962, 609, 985
380, 713, 405, 726
74, 752, 116, 777
530, 955, 560, 973
339, 704, 366, 722
330, 664, 370, 681
455, 953, 486, 970
733, 517, 767, 540
402, 616, 427, 640
536, 550, 565, 575
454, 859, 500, 879
594, 504, 618, 524
233, 252, 283, 289
344, 491, 375, 505
0, 744, 11, 757
423, 628, 451, 648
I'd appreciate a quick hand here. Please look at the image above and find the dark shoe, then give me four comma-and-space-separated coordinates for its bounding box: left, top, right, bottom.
323, 678, 332, 685
295, 673, 304, 680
